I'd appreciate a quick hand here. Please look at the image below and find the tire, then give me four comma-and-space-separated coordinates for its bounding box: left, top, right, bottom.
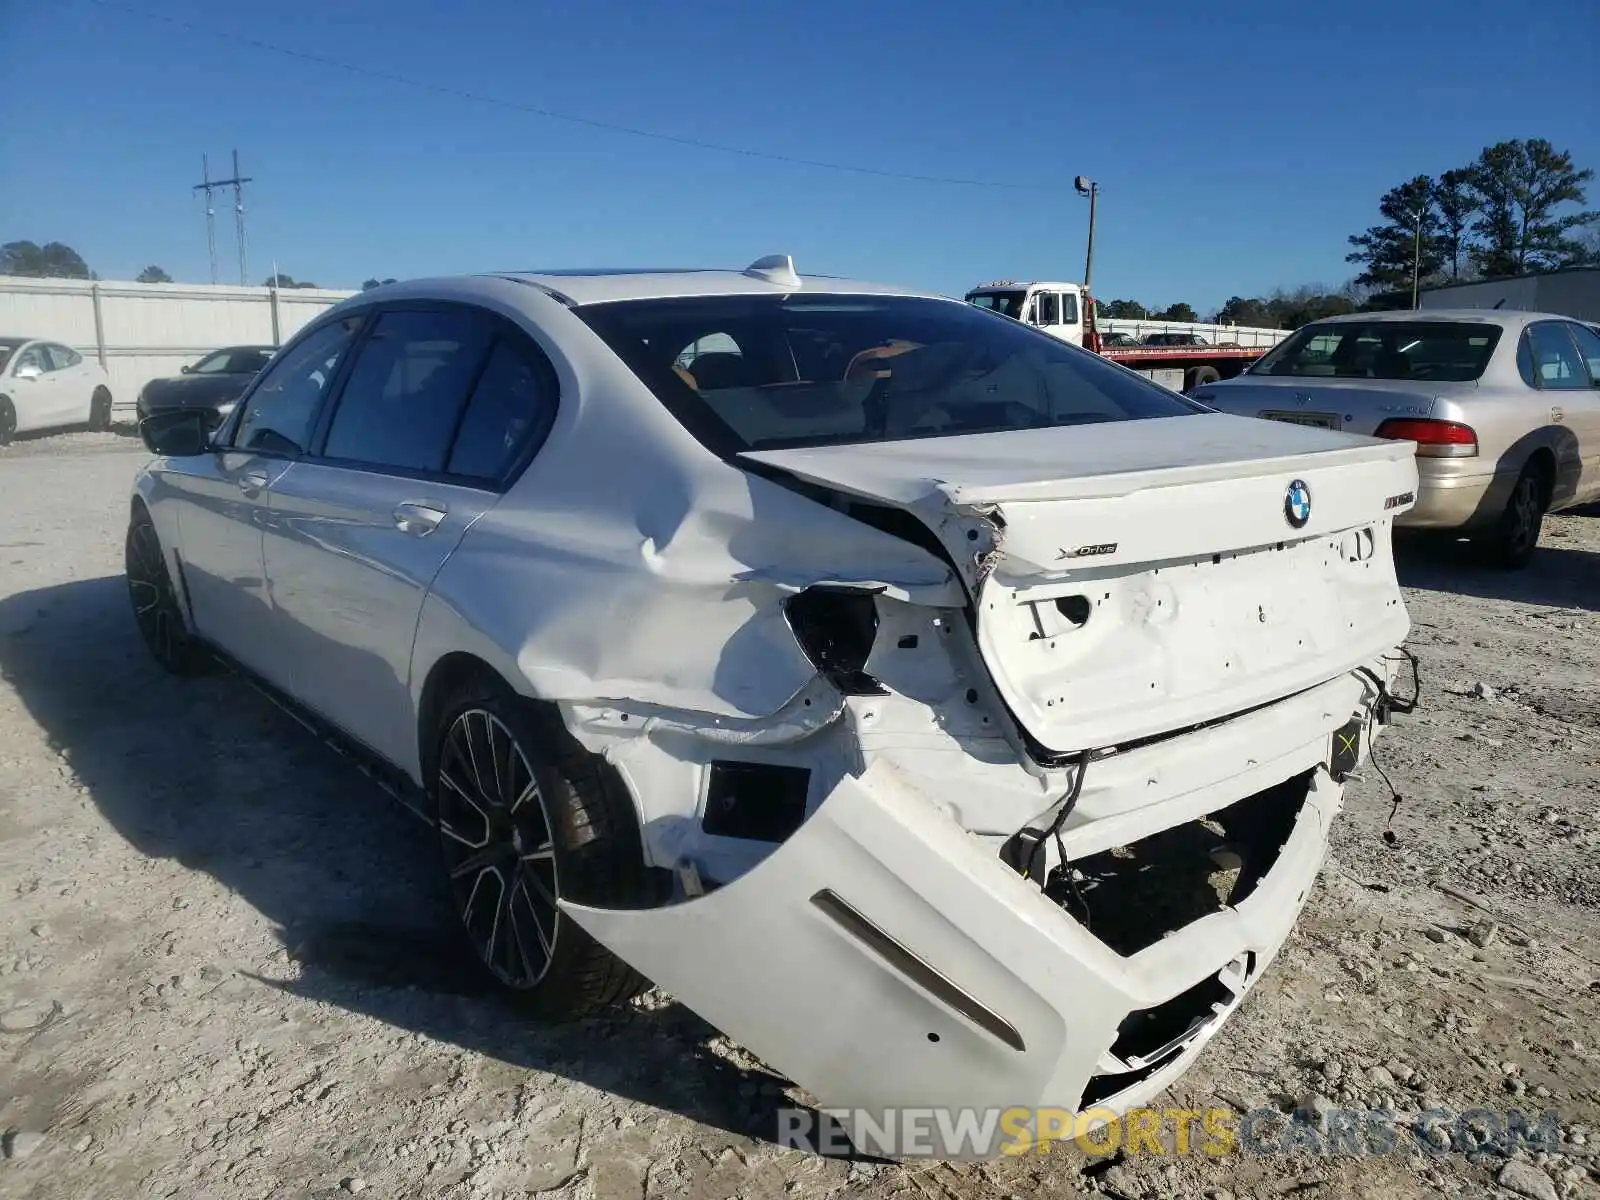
1187, 365, 1222, 390
90, 387, 113, 431
0, 396, 14, 446
125, 508, 214, 675
1476, 465, 1546, 571
430, 675, 656, 1020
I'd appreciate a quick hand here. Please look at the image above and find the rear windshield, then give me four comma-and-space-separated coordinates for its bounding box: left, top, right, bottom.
573, 293, 1203, 454
1249, 320, 1501, 382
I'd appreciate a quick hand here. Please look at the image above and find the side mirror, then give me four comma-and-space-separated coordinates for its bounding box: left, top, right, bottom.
139, 408, 212, 457
13, 364, 41, 381
180, 364, 194, 374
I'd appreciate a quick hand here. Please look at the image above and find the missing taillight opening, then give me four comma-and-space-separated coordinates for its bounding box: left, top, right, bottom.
784, 587, 887, 695
1373, 417, 1478, 458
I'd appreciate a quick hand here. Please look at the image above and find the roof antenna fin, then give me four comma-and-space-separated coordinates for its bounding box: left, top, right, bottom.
744, 254, 801, 287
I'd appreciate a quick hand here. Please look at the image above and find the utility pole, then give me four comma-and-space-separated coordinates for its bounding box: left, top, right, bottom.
195, 153, 218, 285
194, 149, 254, 286
1410, 204, 1425, 310
1075, 175, 1099, 294
231, 150, 252, 287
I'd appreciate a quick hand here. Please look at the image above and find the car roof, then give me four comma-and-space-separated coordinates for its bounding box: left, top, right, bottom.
1306, 308, 1576, 331
480, 259, 937, 307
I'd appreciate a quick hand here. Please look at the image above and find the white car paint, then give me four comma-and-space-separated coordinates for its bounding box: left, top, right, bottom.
0, 337, 110, 439
131, 260, 1416, 1157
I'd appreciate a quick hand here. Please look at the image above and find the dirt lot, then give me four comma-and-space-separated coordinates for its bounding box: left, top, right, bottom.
1, 431, 1597, 1200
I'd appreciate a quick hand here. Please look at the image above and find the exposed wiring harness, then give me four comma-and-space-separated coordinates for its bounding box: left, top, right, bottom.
1353, 646, 1422, 845
1356, 646, 1421, 720
1038, 750, 1095, 927
1041, 748, 1093, 879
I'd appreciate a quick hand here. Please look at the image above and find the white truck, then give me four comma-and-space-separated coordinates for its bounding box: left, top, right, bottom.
965, 279, 1289, 392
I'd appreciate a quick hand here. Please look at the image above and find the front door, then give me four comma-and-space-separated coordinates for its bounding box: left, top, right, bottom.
261, 306, 559, 770
1028, 290, 1062, 341
162, 451, 294, 684
8, 345, 61, 433
179, 313, 367, 689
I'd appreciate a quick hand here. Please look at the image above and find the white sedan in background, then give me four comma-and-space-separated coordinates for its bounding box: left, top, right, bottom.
0, 337, 115, 445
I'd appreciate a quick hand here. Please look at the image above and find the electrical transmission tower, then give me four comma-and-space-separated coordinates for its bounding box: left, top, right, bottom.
193, 150, 254, 286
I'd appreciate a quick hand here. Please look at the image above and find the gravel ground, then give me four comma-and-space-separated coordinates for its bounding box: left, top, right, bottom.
1, 431, 1597, 1200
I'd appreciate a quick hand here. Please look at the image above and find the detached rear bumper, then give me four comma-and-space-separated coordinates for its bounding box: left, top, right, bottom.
563, 663, 1397, 1159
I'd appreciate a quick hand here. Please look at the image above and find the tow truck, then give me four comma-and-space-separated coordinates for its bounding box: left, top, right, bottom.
965, 279, 1289, 393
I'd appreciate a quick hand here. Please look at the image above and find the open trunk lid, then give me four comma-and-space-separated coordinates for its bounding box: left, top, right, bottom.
743, 413, 1416, 753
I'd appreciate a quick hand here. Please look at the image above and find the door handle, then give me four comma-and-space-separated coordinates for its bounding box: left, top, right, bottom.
393, 501, 447, 536
238, 470, 269, 493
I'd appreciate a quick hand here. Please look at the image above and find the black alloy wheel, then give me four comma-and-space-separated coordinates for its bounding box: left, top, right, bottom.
436, 707, 563, 990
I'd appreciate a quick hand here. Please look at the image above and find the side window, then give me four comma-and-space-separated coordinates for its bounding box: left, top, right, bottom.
1058, 291, 1079, 325
446, 338, 559, 480
1516, 334, 1538, 388
1526, 323, 1588, 390
46, 345, 82, 370
234, 315, 364, 455
13, 346, 47, 375
1563, 322, 1600, 384
321, 309, 497, 473
1034, 292, 1060, 327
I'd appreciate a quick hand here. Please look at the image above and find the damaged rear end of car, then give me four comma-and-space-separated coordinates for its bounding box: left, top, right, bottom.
474, 285, 1421, 1158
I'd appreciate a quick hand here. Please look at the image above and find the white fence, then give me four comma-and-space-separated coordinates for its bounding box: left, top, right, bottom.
1099, 317, 1289, 349
0, 276, 356, 421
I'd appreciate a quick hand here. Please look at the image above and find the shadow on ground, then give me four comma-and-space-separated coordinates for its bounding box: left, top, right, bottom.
0, 574, 803, 1149
1396, 514, 1600, 613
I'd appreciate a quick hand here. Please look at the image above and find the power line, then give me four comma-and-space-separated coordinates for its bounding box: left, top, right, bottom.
86, 0, 1042, 192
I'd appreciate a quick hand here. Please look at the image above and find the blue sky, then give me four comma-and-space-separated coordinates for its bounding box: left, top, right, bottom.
5, 0, 1597, 313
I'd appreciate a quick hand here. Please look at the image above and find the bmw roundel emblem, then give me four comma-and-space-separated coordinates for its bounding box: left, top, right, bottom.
1284, 479, 1313, 529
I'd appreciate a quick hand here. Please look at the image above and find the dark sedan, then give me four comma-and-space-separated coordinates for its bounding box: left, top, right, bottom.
136, 345, 276, 426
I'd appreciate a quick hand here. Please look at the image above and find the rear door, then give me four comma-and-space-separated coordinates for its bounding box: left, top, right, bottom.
261, 304, 560, 770
1558, 321, 1600, 502
44, 344, 92, 424
1523, 321, 1595, 507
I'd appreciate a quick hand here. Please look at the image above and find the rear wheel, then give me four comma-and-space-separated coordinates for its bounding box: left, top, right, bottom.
431, 675, 655, 1019
1186, 365, 1222, 390
125, 508, 213, 675
90, 387, 113, 431
1476, 465, 1546, 571
0, 397, 14, 446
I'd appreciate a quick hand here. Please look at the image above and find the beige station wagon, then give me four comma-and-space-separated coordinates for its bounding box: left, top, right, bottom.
1196, 309, 1600, 568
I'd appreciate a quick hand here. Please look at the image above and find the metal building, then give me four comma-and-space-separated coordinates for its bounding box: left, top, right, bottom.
1418, 266, 1600, 322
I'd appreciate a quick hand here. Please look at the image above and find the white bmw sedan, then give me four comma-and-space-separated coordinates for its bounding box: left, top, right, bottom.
128, 257, 1418, 1156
